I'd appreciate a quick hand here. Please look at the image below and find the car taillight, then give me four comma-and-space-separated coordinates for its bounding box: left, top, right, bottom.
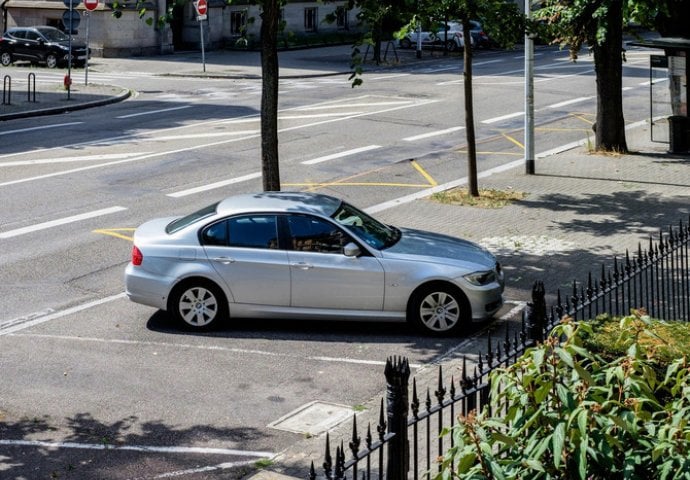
131, 245, 143, 266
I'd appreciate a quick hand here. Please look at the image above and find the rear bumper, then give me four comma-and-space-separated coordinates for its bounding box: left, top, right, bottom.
124, 263, 170, 311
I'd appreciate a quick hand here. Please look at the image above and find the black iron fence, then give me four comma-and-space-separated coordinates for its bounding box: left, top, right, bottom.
310, 217, 690, 480
530, 218, 690, 342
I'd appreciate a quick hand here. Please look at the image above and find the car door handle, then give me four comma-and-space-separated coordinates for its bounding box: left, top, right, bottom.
213, 256, 235, 264
292, 262, 313, 270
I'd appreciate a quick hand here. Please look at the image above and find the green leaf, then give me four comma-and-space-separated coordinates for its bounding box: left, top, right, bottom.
556, 347, 575, 368
523, 458, 545, 472
552, 422, 566, 468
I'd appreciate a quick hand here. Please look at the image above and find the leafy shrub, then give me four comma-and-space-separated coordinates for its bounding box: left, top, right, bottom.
435, 310, 690, 480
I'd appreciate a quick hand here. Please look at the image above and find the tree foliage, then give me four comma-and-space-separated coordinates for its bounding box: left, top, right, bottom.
434, 311, 690, 479
531, 0, 689, 153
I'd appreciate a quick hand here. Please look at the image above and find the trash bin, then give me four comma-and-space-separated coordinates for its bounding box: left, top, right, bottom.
668, 115, 689, 153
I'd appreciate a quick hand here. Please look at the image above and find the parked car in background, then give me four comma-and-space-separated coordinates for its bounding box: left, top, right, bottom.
469, 20, 496, 49
0, 26, 89, 68
125, 192, 505, 335
399, 21, 472, 52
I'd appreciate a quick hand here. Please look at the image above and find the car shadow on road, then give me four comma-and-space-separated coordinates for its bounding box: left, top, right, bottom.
145, 310, 487, 345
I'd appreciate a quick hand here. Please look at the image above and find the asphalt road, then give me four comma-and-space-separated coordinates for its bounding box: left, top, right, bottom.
0, 45, 659, 479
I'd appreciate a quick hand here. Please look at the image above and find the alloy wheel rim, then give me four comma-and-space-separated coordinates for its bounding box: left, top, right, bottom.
179, 287, 218, 327
419, 292, 460, 332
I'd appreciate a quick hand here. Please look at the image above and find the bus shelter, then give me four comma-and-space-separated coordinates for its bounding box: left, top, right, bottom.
629, 38, 689, 153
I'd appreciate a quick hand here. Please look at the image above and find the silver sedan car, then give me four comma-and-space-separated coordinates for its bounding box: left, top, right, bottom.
125, 192, 504, 335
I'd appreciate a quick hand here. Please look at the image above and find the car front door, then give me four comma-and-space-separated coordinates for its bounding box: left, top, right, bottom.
202, 215, 290, 307
285, 214, 385, 311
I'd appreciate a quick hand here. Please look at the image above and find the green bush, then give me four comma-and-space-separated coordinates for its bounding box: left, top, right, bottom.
435, 311, 690, 480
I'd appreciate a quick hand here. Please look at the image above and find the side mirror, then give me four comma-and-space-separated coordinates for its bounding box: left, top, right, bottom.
343, 242, 361, 258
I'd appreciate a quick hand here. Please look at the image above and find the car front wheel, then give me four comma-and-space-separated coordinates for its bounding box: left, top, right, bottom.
45, 54, 58, 68
169, 280, 227, 330
408, 284, 468, 335
0, 51, 12, 66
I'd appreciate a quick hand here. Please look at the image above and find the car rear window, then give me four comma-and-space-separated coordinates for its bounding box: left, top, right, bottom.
166, 202, 219, 234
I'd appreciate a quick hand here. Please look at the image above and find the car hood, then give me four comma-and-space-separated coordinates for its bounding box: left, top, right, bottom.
381, 228, 496, 268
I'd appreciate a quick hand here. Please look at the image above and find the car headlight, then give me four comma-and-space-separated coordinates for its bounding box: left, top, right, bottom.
464, 270, 496, 286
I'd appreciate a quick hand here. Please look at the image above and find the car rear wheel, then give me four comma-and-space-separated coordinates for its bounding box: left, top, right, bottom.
445, 40, 458, 52
408, 284, 469, 335
46, 54, 58, 69
0, 51, 12, 66
169, 280, 227, 331
400, 38, 412, 49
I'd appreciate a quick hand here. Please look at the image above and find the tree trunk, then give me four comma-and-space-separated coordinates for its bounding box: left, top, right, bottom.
592, 0, 627, 152
260, 0, 281, 191
463, 19, 479, 197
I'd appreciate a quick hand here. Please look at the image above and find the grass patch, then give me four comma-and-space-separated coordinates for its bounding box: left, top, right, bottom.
584, 313, 690, 365
430, 188, 527, 208
255, 459, 274, 469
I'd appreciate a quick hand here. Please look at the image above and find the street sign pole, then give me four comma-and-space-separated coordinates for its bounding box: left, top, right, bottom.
84, 0, 98, 85
85, 11, 90, 85
195, 0, 207, 72
200, 18, 206, 72
68, 0, 73, 99
524, 0, 535, 174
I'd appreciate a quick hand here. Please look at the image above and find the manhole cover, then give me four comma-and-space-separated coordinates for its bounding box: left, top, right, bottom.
268, 401, 354, 436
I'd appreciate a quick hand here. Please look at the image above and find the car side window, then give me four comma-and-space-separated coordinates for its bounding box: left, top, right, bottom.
10, 30, 25, 40
24, 31, 41, 42
202, 216, 279, 249
201, 220, 228, 246
287, 215, 351, 254
230, 215, 279, 249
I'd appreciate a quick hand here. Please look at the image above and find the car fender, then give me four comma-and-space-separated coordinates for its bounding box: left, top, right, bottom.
167, 259, 237, 306
380, 258, 468, 311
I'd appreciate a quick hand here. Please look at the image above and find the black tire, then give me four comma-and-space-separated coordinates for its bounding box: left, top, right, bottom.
168, 280, 227, 331
0, 51, 12, 67
400, 38, 412, 49
408, 283, 469, 335
46, 54, 58, 69
445, 40, 458, 52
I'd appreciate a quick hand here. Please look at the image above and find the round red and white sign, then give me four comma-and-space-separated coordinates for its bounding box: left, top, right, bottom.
84, 0, 98, 11
196, 0, 207, 15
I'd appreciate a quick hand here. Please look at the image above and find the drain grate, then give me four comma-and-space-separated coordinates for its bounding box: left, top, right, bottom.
268, 401, 354, 436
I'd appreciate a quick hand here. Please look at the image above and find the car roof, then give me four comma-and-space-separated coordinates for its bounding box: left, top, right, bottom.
215, 192, 343, 218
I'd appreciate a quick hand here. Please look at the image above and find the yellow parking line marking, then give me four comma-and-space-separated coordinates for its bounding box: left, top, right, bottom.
286, 182, 431, 188
536, 127, 592, 132
456, 151, 523, 156
93, 228, 135, 242
410, 160, 437, 186
570, 113, 595, 125
501, 133, 525, 150
294, 157, 438, 191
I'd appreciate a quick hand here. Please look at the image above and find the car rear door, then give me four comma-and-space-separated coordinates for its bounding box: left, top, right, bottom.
201, 215, 290, 307
19, 29, 43, 62
285, 214, 385, 311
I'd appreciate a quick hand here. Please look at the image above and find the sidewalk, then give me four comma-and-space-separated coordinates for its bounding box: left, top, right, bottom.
262, 121, 690, 480
2, 45, 689, 479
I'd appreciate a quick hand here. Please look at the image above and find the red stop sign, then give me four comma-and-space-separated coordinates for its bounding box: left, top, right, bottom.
196, 0, 207, 15
84, 0, 98, 11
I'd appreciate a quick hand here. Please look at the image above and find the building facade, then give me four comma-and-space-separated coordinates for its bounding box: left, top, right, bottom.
1, 0, 358, 57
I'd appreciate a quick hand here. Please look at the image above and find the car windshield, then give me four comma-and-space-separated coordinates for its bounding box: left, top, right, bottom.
38, 28, 69, 42
166, 202, 219, 234
331, 202, 400, 250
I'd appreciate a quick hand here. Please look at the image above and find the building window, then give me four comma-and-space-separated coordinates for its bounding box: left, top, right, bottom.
335, 6, 348, 30
230, 10, 247, 36
304, 7, 318, 33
